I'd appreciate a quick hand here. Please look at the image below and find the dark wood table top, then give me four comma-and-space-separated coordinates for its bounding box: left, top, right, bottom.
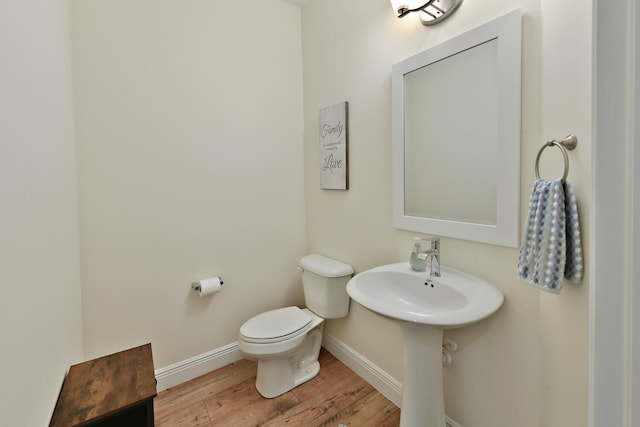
50, 343, 156, 427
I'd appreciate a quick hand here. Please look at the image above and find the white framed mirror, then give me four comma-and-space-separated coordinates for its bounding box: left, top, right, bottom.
392, 9, 521, 247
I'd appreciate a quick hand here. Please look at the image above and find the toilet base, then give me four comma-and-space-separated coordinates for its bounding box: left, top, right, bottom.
256, 359, 320, 398
254, 323, 324, 398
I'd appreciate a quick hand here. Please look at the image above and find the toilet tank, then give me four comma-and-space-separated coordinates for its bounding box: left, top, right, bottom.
299, 254, 354, 319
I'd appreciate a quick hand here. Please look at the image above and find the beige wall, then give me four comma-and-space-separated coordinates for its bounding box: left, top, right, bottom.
301, 0, 591, 426
0, 0, 84, 424
1, 0, 592, 424
70, 0, 307, 367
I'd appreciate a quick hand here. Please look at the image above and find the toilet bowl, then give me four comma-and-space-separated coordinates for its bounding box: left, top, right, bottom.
238, 254, 353, 398
239, 307, 324, 398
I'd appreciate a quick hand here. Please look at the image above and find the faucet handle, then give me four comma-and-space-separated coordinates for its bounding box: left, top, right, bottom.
422, 236, 440, 251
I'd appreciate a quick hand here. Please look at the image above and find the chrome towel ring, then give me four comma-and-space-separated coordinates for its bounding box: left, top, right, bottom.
534, 134, 578, 182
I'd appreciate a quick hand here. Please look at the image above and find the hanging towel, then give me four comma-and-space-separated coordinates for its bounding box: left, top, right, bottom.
517, 178, 583, 293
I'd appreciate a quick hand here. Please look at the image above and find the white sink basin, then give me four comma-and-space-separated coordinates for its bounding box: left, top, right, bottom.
346, 262, 503, 328
346, 262, 504, 427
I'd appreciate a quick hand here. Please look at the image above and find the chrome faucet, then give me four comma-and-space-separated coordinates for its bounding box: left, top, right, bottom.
423, 237, 441, 277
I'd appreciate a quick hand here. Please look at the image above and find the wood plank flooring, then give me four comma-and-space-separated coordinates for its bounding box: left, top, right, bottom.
154, 348, 400, 427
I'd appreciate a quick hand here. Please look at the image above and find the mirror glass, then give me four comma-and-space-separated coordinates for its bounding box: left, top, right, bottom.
392, 10, 521, 247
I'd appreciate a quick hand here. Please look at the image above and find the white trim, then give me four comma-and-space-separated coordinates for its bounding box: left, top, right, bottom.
154, 342, 242, 392
322, 334, 403, 406
632, 3, 640, 423
322, 334, 462, 427
591, 0, 639, 426
153, 335, 462, 426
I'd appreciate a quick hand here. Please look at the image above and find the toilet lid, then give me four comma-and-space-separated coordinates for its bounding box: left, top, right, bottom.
240, 306, 312, 344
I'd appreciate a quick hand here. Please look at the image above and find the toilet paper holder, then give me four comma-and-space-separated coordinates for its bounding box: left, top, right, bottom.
191, 277, 224, 292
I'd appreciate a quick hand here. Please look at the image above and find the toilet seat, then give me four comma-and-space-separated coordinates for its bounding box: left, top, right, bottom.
240, 306, 312, 344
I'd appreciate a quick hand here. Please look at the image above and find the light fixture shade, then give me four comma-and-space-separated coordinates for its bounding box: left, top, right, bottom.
419, 0, 463, 25
390, 0, 463, 25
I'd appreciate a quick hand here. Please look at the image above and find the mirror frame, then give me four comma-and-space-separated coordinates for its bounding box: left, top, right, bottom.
392, 9, 521, 247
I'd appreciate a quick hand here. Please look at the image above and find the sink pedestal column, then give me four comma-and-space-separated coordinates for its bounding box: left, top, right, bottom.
400, 323, 446, 427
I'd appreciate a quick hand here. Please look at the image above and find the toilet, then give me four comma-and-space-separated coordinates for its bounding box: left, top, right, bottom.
238, 254, 354, 398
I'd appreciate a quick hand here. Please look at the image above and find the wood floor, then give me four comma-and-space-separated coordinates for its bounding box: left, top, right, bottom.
154, 348, 400, 427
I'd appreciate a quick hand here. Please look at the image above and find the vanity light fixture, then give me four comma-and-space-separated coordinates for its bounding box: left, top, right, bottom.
389, 0, 463, 26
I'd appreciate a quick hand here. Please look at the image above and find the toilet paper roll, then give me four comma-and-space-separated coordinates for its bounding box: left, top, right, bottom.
191, 277, 223, 297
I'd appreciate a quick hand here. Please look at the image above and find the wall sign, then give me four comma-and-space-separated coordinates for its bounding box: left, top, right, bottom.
319, 102, 348, 190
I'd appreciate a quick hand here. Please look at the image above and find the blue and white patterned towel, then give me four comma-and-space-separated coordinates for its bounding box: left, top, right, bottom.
517, 178, 583, 293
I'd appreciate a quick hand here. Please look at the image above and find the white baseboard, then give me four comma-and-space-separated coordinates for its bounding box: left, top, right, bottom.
321, 334, 403, 406
446, 416, 463, 427
154, 335, 461, 426
154, 342, 242, 392
322, 333, 462, 427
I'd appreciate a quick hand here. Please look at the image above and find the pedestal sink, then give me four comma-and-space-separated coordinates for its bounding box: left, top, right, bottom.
346, 262, 504, 427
